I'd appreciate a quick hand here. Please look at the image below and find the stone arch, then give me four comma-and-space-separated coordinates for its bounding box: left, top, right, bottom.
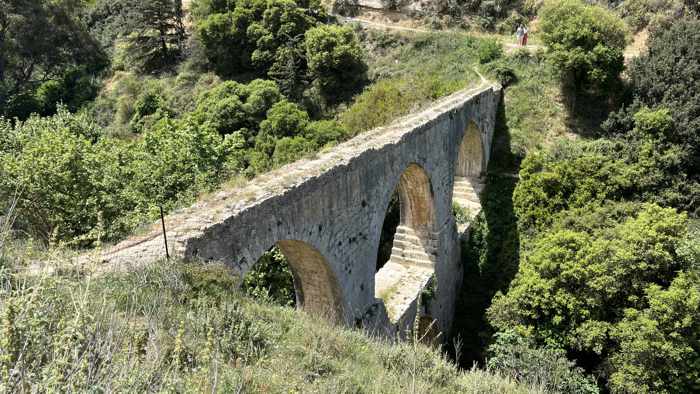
456, 121, 485, 178
396, 163, 436, 232
255, 240, 344, 321
375, 163, 438, 323
453, 122, 486, 217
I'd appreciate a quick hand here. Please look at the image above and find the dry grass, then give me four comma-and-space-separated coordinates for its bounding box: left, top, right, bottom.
0, 256, 541, 393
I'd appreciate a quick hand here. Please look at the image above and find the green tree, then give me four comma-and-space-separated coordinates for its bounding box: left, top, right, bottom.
487, 330, 599, 394
193, 0, 323, 78
488, 202, 697, 392
622, 18, 700, 199
0, 109, 110, 243
122, 0, 186, 72
191, 79, 283, 140
129, 117, 226, 210
304, 25, 366, 103
609, 270, 700, 393
538, 0, 627, 105
0, 0, 106, 119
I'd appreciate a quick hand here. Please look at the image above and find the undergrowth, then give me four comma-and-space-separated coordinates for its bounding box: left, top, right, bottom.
340, 31, 485, 134
0, 256, 540, 393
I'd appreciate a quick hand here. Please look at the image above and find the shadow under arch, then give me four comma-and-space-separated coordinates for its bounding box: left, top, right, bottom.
375, 163, 438, 326
250, 240, 345, 322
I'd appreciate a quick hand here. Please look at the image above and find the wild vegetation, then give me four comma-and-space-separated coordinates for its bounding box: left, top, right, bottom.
451, 2, 700, 393
0, 256, 540, 393
1, 0, 699, 393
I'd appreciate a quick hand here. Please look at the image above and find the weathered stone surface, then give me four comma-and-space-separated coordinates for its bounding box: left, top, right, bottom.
92, 83, 501, 338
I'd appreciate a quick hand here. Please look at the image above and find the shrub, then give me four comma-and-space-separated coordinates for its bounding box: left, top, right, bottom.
487, 330, 598, 394
486, 61, 517, 87
192, 79, 284, 138
304, 120, 348, 148
626, 18, 700, 185
129, 117, 226, 211
193, 0, 327, 90
242, 247, 296, 306
538, 0, 627, 96
609, 270, 700, 393
488, 202, 696, 391
476, 38, 503, 64
304, 25, 367, 103
0, 110, 112, 244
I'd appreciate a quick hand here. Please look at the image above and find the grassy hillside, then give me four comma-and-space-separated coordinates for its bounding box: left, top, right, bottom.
0, 254, 538, 393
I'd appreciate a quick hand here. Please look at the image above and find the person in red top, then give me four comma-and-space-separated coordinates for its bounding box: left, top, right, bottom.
522, 25, 529, 46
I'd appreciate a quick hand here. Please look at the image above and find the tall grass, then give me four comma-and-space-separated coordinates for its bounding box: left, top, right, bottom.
0, 258, 540, 393
0, 190, 20, 265
340, 32, 486, 134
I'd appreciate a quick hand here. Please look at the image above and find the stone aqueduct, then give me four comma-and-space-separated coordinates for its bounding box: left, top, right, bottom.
97, 84, 501, 338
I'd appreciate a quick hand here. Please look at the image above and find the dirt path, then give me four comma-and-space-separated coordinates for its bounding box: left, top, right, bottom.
342, 16, 543, 53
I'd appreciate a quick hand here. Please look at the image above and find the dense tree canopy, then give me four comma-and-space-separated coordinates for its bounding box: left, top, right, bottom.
489, 202, 699, 393
304, 25, 367, 102
627, 19, 700, 176
0, 0, 106, 119
193, 0, 324, 77
192, 0, 365, 101
602, 18, 700, 216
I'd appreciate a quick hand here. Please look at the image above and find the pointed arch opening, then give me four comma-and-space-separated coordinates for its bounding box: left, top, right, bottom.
375, 163, 438, 322
243, 240, 344, 321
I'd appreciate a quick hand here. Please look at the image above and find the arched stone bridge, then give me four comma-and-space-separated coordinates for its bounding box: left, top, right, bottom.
96, 84, 501, 338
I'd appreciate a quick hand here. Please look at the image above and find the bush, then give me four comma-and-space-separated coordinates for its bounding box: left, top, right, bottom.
129, 117, 226, 211
192, 79, 283, 138
0, 109, 116, 244
487, 330, 599, 394
625, 18, 700, 187
539, 0, 627, 95
618, 0, 683, 31
486, 61, 517, 87
476, 38, 503, 64
488, 202, 697, 391
242, 247, 296, 306
304, 25, 367, 103
194, 0, 324, 80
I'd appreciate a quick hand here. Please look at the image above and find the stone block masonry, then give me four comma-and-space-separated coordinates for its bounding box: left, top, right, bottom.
93, 83, 501, 338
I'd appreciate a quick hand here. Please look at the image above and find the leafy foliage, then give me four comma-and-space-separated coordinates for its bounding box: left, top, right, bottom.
193, 0, 365, 102
487, 330, 598, 394
0, 74, 351, 245
304, 25, 367, 103
538, 0, 627, 96
242, 247, 296, 306
609, 270, 700, 393
488, 202, 698, 392
513, 112, 696, 237
0, 0, 107, 119
619, 18, 700, 205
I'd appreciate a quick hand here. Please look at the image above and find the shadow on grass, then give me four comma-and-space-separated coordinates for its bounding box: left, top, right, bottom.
449, 95, 521, 368
563, 81, 631, 138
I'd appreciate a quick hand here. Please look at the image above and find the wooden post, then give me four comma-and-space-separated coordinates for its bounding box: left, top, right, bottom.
160, 206, 170, 260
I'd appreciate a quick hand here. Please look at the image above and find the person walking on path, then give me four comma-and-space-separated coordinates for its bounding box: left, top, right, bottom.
522, 25, 529, 46
516, 25, 524, 46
